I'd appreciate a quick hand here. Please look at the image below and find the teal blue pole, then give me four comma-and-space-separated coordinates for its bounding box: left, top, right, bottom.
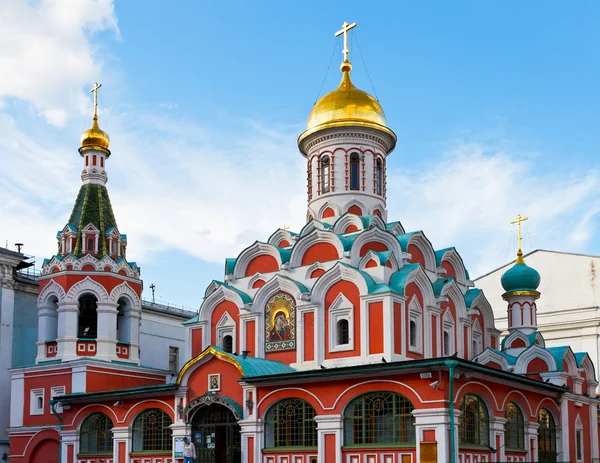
50, 400, 63, 463
447, 360, 457, 463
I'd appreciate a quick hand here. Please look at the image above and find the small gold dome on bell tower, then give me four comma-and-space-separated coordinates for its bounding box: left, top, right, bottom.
79, 83, 111, 155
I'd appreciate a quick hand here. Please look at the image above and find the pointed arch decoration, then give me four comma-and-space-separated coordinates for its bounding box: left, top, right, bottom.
184, 393, 242, 423
38, 280, 67, 306
65, 277, 110, 303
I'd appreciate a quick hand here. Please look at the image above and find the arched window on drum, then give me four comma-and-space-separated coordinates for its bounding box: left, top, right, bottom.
321, 156, 331, 194
343, 392, 415, 445
376, 158, 383, 195
264, 399, 317, 449
350, 153, 360, 190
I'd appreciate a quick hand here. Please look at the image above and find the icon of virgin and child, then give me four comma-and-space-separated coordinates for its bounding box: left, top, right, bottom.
269, 310, 291, 342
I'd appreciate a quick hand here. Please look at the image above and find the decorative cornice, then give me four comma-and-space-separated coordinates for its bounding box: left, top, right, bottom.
502, 290, 541, 300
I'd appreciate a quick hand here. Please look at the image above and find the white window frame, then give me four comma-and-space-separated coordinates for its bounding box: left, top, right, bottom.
30, 388, 44, 415
216, 312, 236, 353
408, 297, 422, 354
328, 294, 354, 353
50, 386, 66, 413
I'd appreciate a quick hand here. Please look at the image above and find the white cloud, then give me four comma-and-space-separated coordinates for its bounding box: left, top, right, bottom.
387, 141, 600, 277
0, 0, 118, 126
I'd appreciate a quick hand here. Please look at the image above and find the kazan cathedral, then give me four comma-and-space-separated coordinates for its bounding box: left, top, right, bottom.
7, 22, 600, 463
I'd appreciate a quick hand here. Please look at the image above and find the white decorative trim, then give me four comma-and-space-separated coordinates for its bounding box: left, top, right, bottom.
328, 293, 354, 353
407, 296, 423, 354
199, 284, 246, 324
289, 230, 344, 268
216, 312, 237, 353
513, 345, 557, 374
267, 229, 295, 247
436, 248, 468, 287
299, 219, 328, 237
332, 212, 364, 234
304, 262, 327, 280
30, 388, 44, 415
442, 309, 455, 356
311, 262, 370, 305
474, 348, 511, 371
50, 386, 66, 413
109, 282, 140, 306
38, 280, 66, 306
65, 276, 109, 303
343, 199, 366, 216
317, 201, 340, 220
233, 241, 283, 279
403, 231, 437, 272
349, 227, 403, 268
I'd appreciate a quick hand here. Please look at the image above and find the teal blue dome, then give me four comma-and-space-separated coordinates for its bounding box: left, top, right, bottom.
501, 259, 541, 292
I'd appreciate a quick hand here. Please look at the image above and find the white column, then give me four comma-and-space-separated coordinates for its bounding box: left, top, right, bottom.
127, 305, 142, 364
490, 417, 506, 462
112, 426, 130, 463
525, 421, 539, 461
36, 303, 59, 362
96, 301, 118, 361
9, 371, 24, 427
61, 430, 78, 463
239, 419, 263, 463
559, 397, 570, 462
413, 408, 455, 463
57, 301, 79, 360
315, 414, 342, 463
590, 402, 599, 461
0, 271, 16, 445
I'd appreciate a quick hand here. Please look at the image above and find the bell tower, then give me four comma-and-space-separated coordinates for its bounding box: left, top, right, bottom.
298, 22, 396, 224
36, 83, 142, 365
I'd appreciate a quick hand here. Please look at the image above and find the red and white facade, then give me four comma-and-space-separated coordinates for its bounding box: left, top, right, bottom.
7, 26, 600, 463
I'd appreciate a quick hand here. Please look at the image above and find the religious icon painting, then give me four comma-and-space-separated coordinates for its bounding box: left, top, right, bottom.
265, 292, 296, 352
208, 373, 220, 392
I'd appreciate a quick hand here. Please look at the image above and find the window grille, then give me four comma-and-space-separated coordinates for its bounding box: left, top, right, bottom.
321, 157, 330, 193
222, 335, 233, 353
169, 346, 179, 373
344, 392, 415, 446
80, 412, 114, 454
132, 408, 173, 452
409, 320, 417, 348
337, 319, 349, 345
376, 159, 382, 195
459, 394, 489, 447
265, 399, 317, 448
78, 295, 98, 339
350, 153, 360, 190
504, 402, 525, 450
538, 408, 557, 462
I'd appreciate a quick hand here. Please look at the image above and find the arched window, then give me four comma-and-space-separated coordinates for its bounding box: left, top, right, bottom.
504, 402, 525, 450
337, 319, 349, 345
344, 392, 415, 445
78, 294, 98, 339
538, 408, 557, 463
132, 408, 173, 452
321, 156, 330, 193
459, 394, 489, 447
37, 396, 43, 409
223, 335, 233, 353
265, 399, 317, 448
443, 330, 450, 356
80, 413, 114, 454
409, 320, 417, 348
350, 153, 360, 190
376, 158, 382, 195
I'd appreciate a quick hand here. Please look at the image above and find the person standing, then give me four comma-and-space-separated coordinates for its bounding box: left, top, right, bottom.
182, 437, 196, 463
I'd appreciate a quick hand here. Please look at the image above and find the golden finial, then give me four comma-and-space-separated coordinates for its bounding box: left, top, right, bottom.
91, 82, 101, 119
510, 214, 528, 264
282, 225, 290, 231
80, 82, 110, 153
335, 21, 357, 69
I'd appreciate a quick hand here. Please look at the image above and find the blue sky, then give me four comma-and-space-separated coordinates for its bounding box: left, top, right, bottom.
1, 1, 599, 309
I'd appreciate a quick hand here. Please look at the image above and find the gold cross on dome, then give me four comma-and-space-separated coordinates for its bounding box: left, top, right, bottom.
510, 214, 528, 259
90, 82, 102, 118
282, 225, 290, 231
335, 21, 357, 62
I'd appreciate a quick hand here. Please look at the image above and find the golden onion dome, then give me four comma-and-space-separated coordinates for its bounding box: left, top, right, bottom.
307, 60, 388, 131
299, 60, 396, 154
80, 115, 110, 153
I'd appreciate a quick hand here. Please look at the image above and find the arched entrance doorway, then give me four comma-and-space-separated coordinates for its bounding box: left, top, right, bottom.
191, 403, 241, 463
30, 438, 59, 463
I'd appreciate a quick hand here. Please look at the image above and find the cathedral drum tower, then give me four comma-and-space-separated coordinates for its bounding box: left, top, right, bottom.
298, 22, 396, 223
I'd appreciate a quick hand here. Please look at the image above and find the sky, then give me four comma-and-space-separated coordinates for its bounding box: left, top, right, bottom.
1, 1, 599, 310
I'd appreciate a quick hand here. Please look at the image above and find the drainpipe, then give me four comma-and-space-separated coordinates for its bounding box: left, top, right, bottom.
50, 400, 63, 463
446, 360, 458, 463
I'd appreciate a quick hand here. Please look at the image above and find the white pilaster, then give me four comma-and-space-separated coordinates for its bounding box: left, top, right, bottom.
559, 397, 570, 461
315, 414, 342, 463
9, 371, 24, 427
413, 408, 457, 463
96, 301, 118, 361
112, 426, 130, 463
56, 301, 79, 361
490, 417, 506, 462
